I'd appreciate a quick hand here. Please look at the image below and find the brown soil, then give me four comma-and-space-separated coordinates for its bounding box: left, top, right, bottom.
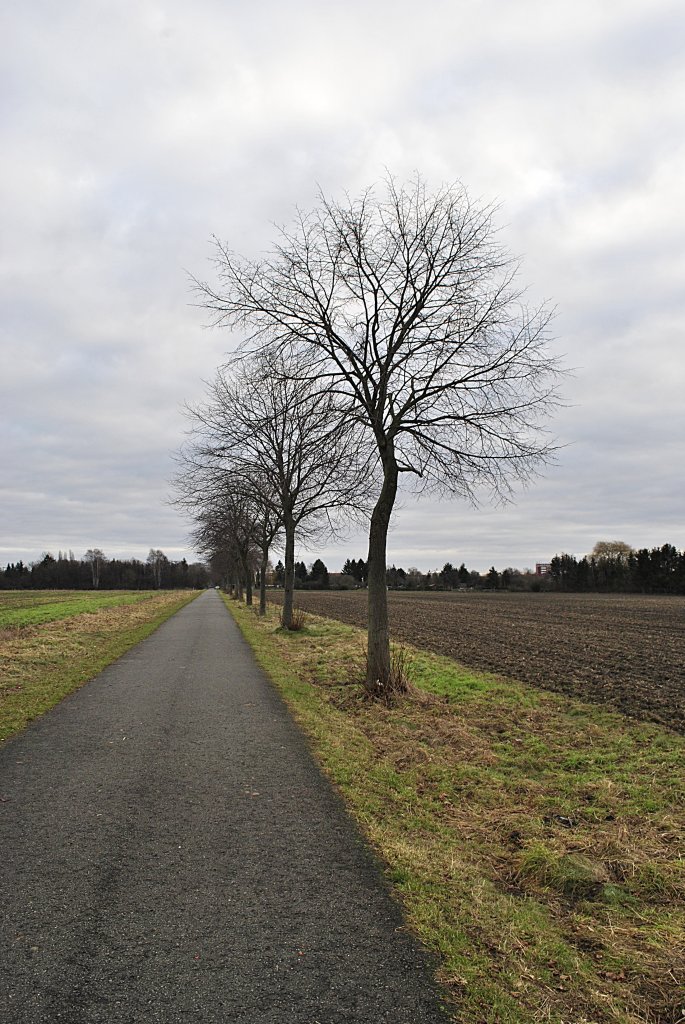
270, 590, 685, 733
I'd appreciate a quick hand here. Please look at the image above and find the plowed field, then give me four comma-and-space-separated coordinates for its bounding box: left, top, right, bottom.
270, 590, 685, 733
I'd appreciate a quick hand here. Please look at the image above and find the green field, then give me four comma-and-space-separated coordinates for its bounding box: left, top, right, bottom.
226, 596, 684, 1024
0, 589, 198, 741
0, 590, 155, 628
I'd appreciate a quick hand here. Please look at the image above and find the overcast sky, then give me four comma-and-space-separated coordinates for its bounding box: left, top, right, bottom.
2, 0, 683, 574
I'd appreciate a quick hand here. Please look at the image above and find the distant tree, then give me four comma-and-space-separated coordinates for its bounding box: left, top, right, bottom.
1, 561, 30, 589
580, 556, 596, 590
171, 558, 190, 588
386, 564, 407, 589
187, 480, 264, 603
294, 560, 309, 586
274, 560, 285, 586
353, 558, 368, 585
485, 566, 500, 590
439, 562, 459, 589
641, 543, 684, 594
405, 567, 424, 590
308, 558, 330, 589
147, 549, 167, 589
501, 567, 524, 590
188, 562, 210, 589
1, 553, 206, 592
591, 540, 634, 561
457, 563, 470, 588
84, 548, 106, 589
549, 553, 579, 590
341, 557, 367, 584
30, 553, 58, 589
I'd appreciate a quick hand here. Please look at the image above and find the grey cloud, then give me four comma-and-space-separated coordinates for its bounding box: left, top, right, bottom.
1, 0, 683, 570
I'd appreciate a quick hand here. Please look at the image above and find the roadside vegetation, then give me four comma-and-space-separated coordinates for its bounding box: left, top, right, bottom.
0, 589, 198, 742
225, 596, 684, 1024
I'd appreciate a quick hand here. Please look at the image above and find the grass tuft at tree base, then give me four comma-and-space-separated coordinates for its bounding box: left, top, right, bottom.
225, 596, 684, 1024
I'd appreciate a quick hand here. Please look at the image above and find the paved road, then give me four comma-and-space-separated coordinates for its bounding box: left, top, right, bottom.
0, 590, 451, 1023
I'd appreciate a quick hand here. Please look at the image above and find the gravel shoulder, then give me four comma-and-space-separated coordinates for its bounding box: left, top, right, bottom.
0, 590, 450, 1023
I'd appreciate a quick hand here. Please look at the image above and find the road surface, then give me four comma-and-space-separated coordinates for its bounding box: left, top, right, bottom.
0, 590, 450, 1022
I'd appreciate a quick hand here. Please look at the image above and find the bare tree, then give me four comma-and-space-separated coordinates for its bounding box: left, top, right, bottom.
194, 493, 256, 600
193, 174, 562, 691
147, 548, 167, 589
177, 349, 370, 627
590, 540, 634, 561
231, 478, 284, 614
83, 548, 106, 589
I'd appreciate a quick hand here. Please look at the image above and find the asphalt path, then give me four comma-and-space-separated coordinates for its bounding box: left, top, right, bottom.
0, 590, 451, 1023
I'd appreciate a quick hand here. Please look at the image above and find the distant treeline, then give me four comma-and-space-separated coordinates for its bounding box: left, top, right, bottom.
341, 560, 547, 592
7, 542, 682, 594
548, 545, 685, 595
382, 545, 685, 594
277, 545, 685, 595
1, 550, 210, 590
277, 557, 529, 591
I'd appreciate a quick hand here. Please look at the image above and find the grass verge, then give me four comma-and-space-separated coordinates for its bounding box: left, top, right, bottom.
0, 590, 199, 742
225, 596, 684, 1024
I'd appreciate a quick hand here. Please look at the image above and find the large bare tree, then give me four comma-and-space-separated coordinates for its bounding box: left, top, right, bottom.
193, 174, 562, 693
177, 349, 370, 627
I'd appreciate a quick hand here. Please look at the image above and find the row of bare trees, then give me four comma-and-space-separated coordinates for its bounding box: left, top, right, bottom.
175, 174, 562, 697
173, 349, 371, 619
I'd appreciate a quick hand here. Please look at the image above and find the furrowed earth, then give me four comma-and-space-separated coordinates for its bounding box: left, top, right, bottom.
269, 590, 685, 734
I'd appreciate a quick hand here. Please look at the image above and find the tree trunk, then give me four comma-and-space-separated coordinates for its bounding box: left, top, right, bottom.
244, 566, 253, 606
282, 516, 295, 628
259, 552, 268, 615
365, 455, 398, 694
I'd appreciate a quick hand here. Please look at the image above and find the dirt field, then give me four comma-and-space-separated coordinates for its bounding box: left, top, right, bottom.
270, 590, 685, 733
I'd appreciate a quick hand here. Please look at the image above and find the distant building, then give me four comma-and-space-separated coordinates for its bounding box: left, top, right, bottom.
535, 562, 551, 576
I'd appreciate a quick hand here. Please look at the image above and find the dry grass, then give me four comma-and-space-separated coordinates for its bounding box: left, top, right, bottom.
364, 642, 413, 701
227, 597, 685, 1024
282, 606, 308, 631
0, 590, 198, 741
